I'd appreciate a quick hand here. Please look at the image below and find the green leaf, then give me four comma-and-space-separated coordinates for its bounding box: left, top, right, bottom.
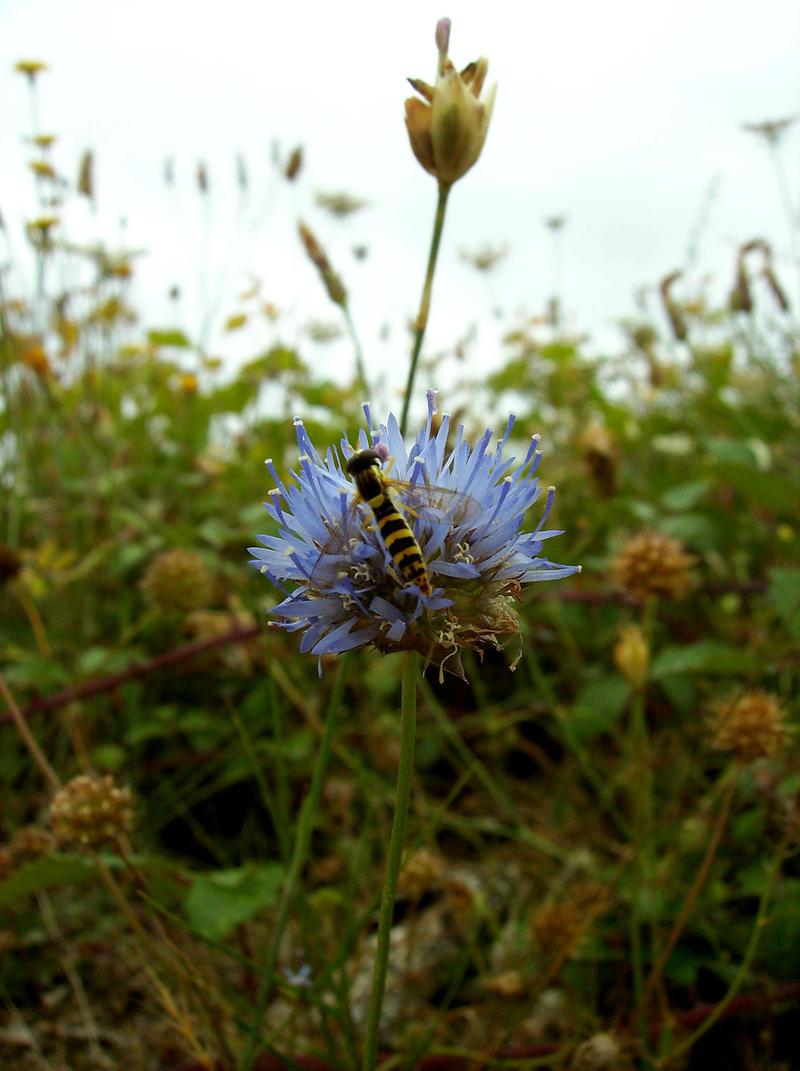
659, 480, 711, 511
758, 879, 800, 979
651, 641, 757, 677
767, 568, 800, 640
661, 513, 717, 549
705, 438, 766, 469
566, 677, 631, 745
147, 328, 191, 348
184, 862, 285, 940
0, 855, 96, 907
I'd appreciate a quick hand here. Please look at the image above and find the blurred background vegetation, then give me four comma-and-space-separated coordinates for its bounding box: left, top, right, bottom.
1, 59, 799, 1071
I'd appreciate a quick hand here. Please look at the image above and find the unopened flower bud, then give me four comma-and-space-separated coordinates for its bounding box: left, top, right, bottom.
405, 22, 496, 189
613, 625, 649, 691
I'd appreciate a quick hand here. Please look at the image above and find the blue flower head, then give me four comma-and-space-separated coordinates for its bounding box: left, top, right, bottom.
249, 392, 579, 678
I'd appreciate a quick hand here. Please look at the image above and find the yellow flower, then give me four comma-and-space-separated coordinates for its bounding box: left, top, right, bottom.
14, 60, 48, 80
405, 18, 496, 189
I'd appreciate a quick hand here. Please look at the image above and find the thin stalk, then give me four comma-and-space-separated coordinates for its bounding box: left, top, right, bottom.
629, 601, 655, 1048
658, 829, 789, 1067
239, 656, 349, 1071
362, 650, 418, 1071
0, 671, 60, 791
643, 772, 737, 1015
400, 183, 451, 436
342, 302, 370, 399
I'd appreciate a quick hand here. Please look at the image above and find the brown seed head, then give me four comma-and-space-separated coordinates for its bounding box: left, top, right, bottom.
398, 847, 445, 902
709, 690, 788, 763
612, 531, 693, 602
533, 882, 606, 968
142, 548, 213, 615
579, 420, 617, 497
9, 825, 55, 861
77, 149, 94, 199
298, 222, 347, 307
570, 1033, 628, 1071
49, 774, 134, 851
21, 340, 51, 376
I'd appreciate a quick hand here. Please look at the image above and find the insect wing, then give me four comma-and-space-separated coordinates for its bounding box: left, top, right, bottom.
309, 491, 376, 587
389, 478, 480, 537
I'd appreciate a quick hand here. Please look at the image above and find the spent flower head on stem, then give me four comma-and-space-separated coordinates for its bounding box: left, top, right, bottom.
249, 392, 579, 678
405, 18, 496, 189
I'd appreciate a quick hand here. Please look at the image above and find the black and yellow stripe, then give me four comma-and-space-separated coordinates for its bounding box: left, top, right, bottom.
346, 449, 432, 596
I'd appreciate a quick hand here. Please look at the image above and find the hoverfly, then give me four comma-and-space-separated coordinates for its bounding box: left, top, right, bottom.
311, 447, 478, 597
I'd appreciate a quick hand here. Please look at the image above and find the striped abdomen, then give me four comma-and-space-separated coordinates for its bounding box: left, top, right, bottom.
348, 450, 431, 597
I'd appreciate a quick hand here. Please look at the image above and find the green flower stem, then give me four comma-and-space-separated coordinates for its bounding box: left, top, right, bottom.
659, 830, 789, 1067
362, 650, 419, 1071
400, 183, 451, 436
342, 301, 370, 400
629, 600, 655, 1049
239, 656, 349, 1071
642, 771, 737, 1016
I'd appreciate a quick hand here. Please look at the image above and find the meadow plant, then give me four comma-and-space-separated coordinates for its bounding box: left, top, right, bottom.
1, 20, 800, 1071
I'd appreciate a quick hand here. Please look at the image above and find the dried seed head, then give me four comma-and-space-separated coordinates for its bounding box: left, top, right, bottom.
398, 847, 445, 902
77, 149, 94, 200
709, 690, 788, 763
9, 825, 55, 861
298, 221, 347, 307
284, 145, 303, 181
612, 531, 693, 602
49, 774, 134, 851
21, 340, 51, 376
533, 882, 606, 967
570, 1033, 628, 1071
142, 548, 213, 615
579, 420, 617, 497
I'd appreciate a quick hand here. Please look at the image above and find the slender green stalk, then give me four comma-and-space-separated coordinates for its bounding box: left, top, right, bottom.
362, 651, 419, 1071
629, 601, 655, 1049
658, 830, 789, 1067
342, 302, 370, 400
239, 656, 349, 1071
643, 772, 737, 1015
400, 183, 451, 436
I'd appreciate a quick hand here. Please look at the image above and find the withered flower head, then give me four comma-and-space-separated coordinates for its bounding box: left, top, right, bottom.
709, 690, 788, 763
142, 548, 213, 615
405, 18, 496, 189
49, 774, 134, 851
612, 531, 693, 602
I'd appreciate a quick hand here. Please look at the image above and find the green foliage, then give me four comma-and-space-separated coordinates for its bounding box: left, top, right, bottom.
184, 862, 285, 940
1, 59, 799, 1071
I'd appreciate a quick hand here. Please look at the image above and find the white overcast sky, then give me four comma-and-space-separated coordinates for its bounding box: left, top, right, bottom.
2, 0, 799, 403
